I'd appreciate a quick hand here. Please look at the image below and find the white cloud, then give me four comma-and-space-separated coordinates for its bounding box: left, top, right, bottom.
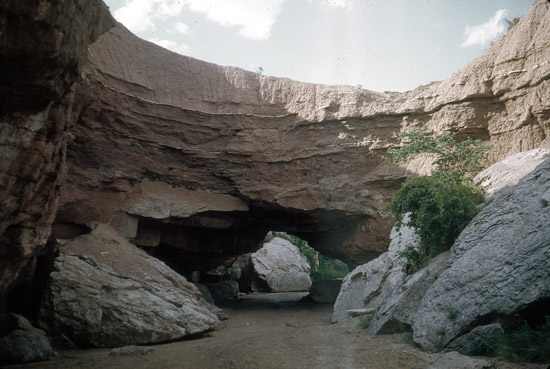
113, 0, 157, 33
113, 0, 186, 33
173, 22, 191, 35
308, 0, 351, 8
460, 9, 508, 48
113, 0, 285, 41
186, 0, 285, 40
149, 38, 192, 55
326, 0, 351, 8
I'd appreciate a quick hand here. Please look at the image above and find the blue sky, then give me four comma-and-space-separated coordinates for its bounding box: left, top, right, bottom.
103, 0, 535, 92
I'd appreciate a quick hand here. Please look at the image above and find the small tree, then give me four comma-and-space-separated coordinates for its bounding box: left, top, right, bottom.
387, 129, 490, 273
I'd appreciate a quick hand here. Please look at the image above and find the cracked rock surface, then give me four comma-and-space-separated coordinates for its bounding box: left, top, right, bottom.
40, 224, 220, 347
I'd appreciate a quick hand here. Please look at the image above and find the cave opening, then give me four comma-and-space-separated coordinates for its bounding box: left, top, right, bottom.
128, 202, 362, 307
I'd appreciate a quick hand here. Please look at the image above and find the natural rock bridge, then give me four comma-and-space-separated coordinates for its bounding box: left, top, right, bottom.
1, 0, 549, 305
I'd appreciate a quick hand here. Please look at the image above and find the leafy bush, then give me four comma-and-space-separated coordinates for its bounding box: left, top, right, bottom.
388, 129, 490, 178
388, 175, 482, 273
283, 234, 349, 282
387, 130, 488, 273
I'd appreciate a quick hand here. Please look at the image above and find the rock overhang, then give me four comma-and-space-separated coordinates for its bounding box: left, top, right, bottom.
51, 0, 550, 269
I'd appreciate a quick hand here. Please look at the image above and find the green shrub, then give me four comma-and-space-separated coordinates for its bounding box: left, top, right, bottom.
388, 129, 490, 178
388, 175, 482, 273
310, 256, 349, 282
493, 317, 550, 363
387, 130, 488, 273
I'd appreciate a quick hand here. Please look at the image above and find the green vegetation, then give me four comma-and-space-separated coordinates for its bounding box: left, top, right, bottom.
387, 129, 489, 273
358, 315, 372, 329
388, 129, 490, 178
283, 234, 349, 282
388, 175, 482, 273
468, 317, 550, 364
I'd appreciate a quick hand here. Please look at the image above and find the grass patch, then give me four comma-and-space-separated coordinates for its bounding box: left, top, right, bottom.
468, 316, 550, 364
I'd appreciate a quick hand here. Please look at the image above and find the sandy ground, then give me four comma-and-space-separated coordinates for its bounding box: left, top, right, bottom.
5, 293, 548, 369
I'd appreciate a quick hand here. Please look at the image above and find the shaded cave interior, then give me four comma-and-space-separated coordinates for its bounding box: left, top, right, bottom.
49, 201, 365, 292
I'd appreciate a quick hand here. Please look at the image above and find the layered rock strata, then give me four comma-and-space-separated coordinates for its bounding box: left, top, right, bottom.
1, 0, 549, 336
56, 0, 550, 269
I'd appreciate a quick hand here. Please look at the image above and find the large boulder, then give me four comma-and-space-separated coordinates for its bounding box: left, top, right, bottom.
367, 251, 450, 334
0, 314, 52, 364
332, 215, 418, 323
40, 224, 220, 348
412, 158, 550, 352
251, 237, 312, 292
474, 148, 549, 199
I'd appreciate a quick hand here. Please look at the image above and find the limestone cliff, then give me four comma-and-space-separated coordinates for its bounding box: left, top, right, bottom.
56, 0, 549, 272
0, 0, 114, 304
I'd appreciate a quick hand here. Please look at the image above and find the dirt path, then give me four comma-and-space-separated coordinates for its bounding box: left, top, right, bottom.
5, 293, 548, 369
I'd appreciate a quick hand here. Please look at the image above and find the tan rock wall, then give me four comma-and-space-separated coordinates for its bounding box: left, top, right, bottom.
56, 1, 549, 268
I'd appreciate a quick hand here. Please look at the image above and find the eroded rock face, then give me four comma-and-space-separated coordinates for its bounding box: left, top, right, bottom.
0, 0, 114, 303
413, 158, 550, 352
251, 237, 312, 292
55, 0, 550, 268
332, 215, 418, 323
40, 224, 220, 348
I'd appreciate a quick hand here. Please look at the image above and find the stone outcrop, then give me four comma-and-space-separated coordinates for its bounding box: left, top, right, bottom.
251, 237, 312, 292
0, 313, 52, 364
412, 157, 550, 352
40, 223, 220, 348
332, 152, 550, 352
53, 0, 550, 273
368, 251, 449, 335
0, 0, 114, 303
332, 215, 418, 323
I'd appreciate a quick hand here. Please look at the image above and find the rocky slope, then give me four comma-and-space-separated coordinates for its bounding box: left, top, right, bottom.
332, 150, 550, 353
55, 0, 550, 275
